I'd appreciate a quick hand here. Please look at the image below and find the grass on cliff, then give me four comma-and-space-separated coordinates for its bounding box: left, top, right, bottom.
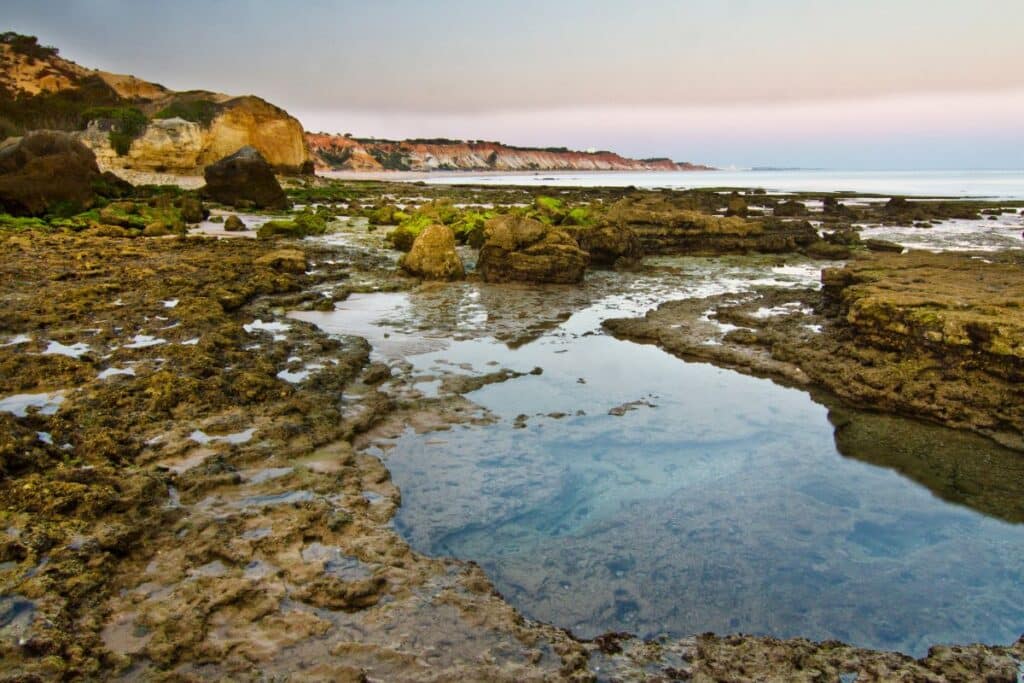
80, 106, 149, 155
153, 98, 219, 126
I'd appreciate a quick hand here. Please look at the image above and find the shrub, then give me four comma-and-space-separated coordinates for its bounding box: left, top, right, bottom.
80, 106, 149, 156
153, 99, 218, 126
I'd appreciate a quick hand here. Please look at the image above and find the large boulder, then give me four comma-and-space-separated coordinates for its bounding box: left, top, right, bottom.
567, 224, 643, 269
400, 224, 465, 280
202, 146, 287, 209
477, 215, 589, 284
0, 131, 128, 216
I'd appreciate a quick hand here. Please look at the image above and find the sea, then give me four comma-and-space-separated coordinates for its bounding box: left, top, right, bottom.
420, 169, 1024, 199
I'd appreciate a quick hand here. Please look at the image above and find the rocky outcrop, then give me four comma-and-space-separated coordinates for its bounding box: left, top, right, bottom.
606, 251, 1024, 450
0, 35, 311, 175
604, 194, 818, 255
306, 133, 713, 172
79, 97, 311, 174
565, 223, 643, 268
203, 146, 288, 210
477, 215, 589, 283
0, 131, 129, 216
400, 224, 465, 280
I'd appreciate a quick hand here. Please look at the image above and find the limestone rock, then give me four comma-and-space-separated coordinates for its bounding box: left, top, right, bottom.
0, 131, 129, 216
203, 146, 287, 210
477, 215, 588, 283
400, 224, 465, 280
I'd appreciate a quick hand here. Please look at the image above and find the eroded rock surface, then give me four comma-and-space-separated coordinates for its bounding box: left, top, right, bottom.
478, 214, 589, 283
400, 224, 465, 280
605, 193, 818, 255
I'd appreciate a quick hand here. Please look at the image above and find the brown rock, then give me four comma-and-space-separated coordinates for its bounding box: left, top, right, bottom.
400, 224, 465, 280
477, 215, 588, 283
568, 224, 643, 268
255, 248, 307, 274
0, 131, 116, 216
223, 214, 246, 231
202, 146, 288, 210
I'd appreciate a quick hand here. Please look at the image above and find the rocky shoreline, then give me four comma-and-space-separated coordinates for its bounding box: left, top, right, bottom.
2, 159, 1024, 680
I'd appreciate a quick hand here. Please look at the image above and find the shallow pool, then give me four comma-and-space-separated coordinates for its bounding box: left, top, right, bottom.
301, 271, 1024, 657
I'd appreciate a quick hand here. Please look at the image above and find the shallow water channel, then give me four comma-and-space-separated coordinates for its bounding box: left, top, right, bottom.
293, 260, 1024, 658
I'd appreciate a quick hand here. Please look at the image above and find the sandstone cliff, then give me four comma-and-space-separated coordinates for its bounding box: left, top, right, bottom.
306, 133, 713, 173
0, 34, 311, 174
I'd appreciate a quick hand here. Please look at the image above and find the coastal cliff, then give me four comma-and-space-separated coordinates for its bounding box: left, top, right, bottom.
306, 132, 713, 172
0, 33, 311, 174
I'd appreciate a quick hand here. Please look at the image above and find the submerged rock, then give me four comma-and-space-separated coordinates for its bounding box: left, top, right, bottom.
202, 146, 288, 210
400, 224, 465, 280
0, 131, 130, 216
477, 215, 588, 283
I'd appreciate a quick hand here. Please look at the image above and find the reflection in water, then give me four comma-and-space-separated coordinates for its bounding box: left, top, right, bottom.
379, 323, 1024, 658
826, 400, 1024, 524
296, 267, 1024, 658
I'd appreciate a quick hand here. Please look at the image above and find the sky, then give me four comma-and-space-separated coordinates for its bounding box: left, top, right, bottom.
6, 0, 1024, 169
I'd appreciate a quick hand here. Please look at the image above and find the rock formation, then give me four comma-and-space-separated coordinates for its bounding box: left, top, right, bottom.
306, 133, 713, 173
0, 131, 129, 215
203, 146, 288, 209
400, 224, 465, 280
477, 215, 589, 283
604, 194, 818, 255
0, 35, 311, 175
566, 223, 644, 268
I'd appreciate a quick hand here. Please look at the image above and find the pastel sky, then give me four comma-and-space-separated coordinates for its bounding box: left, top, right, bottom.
7, 0, 1024, 168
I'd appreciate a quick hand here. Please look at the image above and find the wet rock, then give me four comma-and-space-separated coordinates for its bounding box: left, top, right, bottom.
804, 240, 851, 260
603, 195, 817, 255
178, 196, 207, 223
202, 146, 288, 210
477, 215, 588, 284
864, 238, 904, 253
362, 362, 392, 385
399, 224, 465, 280
255, 248, 307, 273
566, 223, 643, 269
223, 214, 246, 231
725, 194, 748, 217
773, 200, 809, 217
0, 131, 129, 216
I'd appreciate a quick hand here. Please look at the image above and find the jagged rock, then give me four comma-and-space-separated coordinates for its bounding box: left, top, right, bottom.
567, 223, 643, 268
203, 146, 287, 210
477, 215, 588, 283
400, 224, 465, 280
223, 214, 246, 231
0, 131, 129, 216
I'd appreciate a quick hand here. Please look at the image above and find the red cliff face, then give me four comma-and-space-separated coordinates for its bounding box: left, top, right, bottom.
305, 133, 713, 172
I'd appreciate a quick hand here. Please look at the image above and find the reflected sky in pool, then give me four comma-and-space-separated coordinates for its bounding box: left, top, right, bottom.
373, 301, 1024, 657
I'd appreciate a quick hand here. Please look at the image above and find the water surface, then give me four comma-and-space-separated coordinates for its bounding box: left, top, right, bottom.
299, 264, 1024, 657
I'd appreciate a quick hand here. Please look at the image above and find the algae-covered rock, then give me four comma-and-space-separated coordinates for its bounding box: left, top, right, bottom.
256, 211, 327, 240
0, 131, 127, 216
255, 248, 307, 273
477, 215, 588, 283
203, 146, 288, 210
567, 223, 643, 268
223, 214, 246, 231
604, 194, 816, 255
773, 200, 809, 217
400, 224, 464, 280
804, 240, 851, 260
